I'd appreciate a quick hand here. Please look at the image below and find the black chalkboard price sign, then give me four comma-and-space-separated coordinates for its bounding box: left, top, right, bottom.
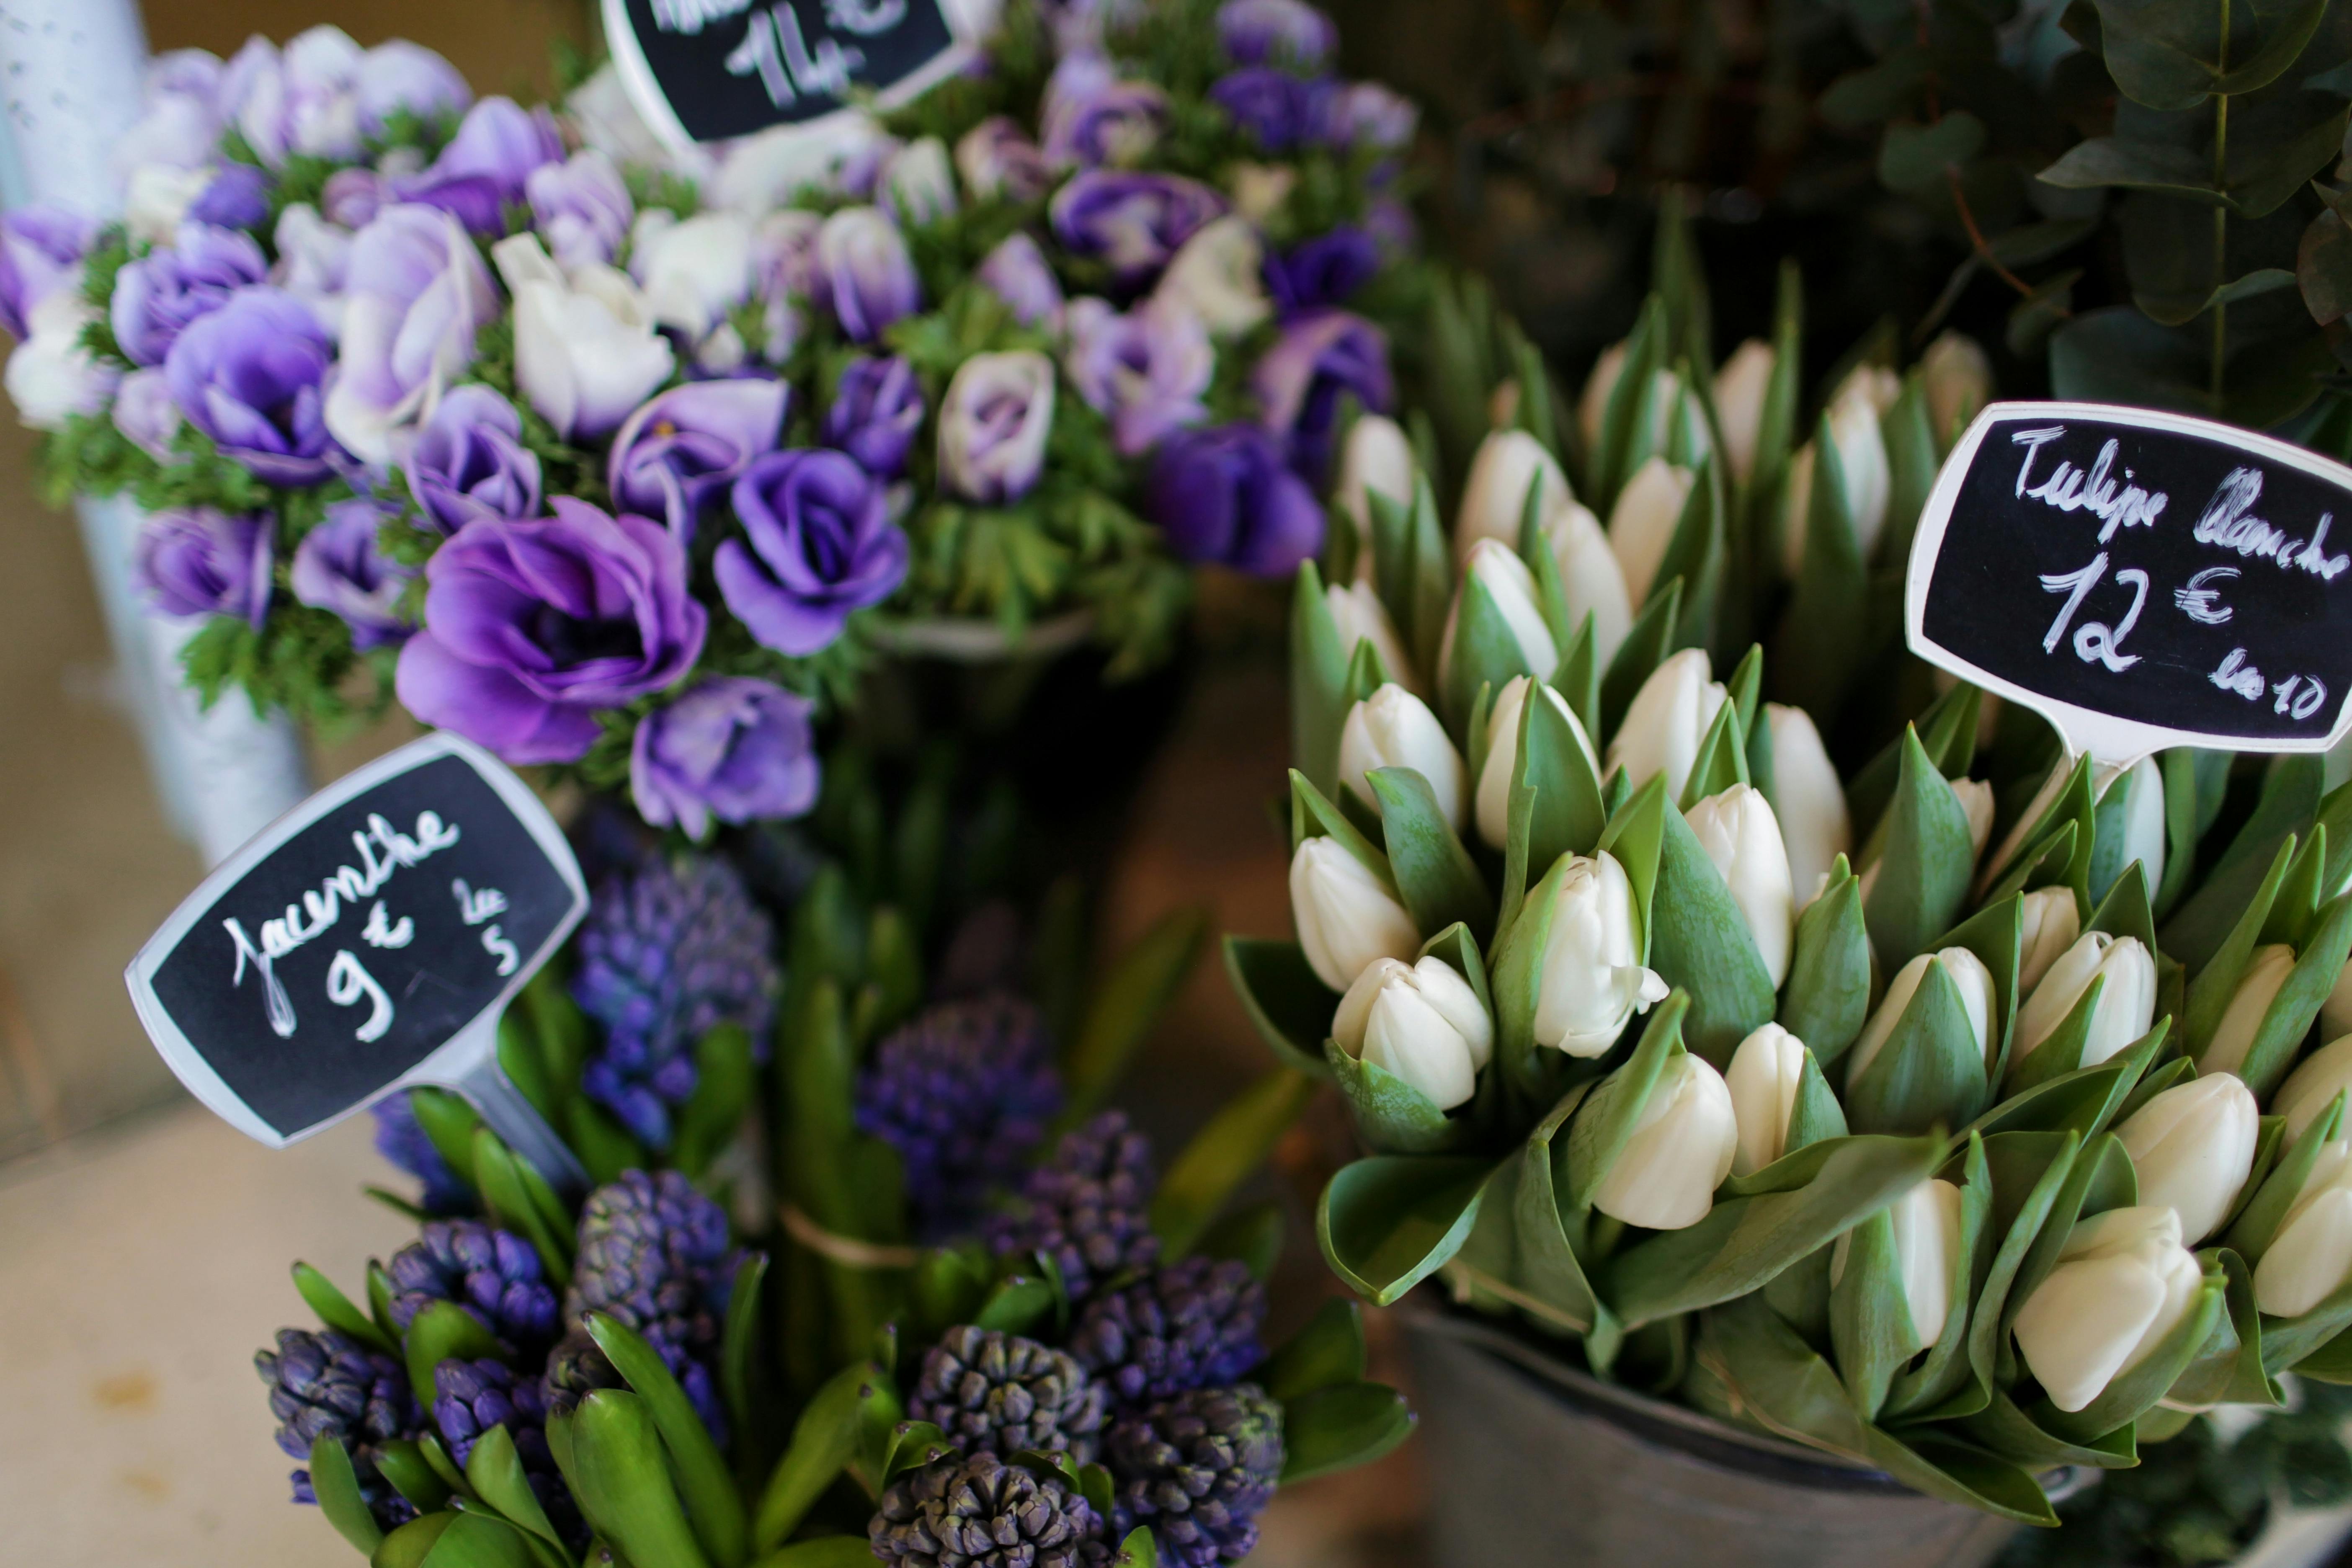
1906, 402, 2352, 765
125, 733, 589, 1187
602, 0, 972, 149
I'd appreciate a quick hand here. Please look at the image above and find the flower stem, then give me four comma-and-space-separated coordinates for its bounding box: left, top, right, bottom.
2212, 0, 2233, 408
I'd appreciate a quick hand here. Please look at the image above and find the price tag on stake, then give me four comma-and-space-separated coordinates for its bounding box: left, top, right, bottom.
602, 0, 975, 151
1906, 401, 2352, 768
124, 732, 590, 1191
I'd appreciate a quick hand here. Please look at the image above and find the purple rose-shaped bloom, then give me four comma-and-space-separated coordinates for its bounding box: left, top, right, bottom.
954, 117, 1052, 203
823, 356, 924, 479
1218, 0, 1338, 65
324, 204, 499, 465
938, 351, 1055, 504
395, 98, 564, 235
1264, 226, 1380, 316
1041, 54, 1169, 170
113, 368, 186, 464
1324, 81, 1419, 152
1148, 422, 1323, 577
395, 498, 708, 764
403, 384, 542, 535
1050, 172, 1227, 291
715, 449, 908, 656
1063, 296, 1212, 457
609, 378, 789, 545
1253, 308, 1394, 483
132, 506, 273, 626
111, 223, 269, 367
291, 495, 416, 650
0, 207, 95, 339
631, 677, 820, 840
1211, 67, 1335, 153
322, 168, 388, 230
356, 40, 472, 136
164, 286, 338, 486
527, 150, 634, 269
814, 207, 921, 345
975, 232, 1065, 331
188, 164, 273, 232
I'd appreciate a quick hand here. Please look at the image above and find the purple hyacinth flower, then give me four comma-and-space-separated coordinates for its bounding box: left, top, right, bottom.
291, 495, 416, 650
1217, 0, 1338, 66
188, 163, 274, 231
1210, 67, 1335, 154
164, 285, 338, 485
394, 97, 564, 235
1146, 422, 1323, 578
975, 232, 1065, 331
607, 378, 789, 545
395, 498, 707, 765
402, 384, 542, 535
1264, 225, 1380, 316
630, 676, 820, 839
111, 223, 270, 367
1063, 296, 1213, 457
132, 506, 274, 626
1252, 307, 1394, 483
1040, 53, 1170, 170
1049, 171, 1227, 291
0, 206, 95, 339
715, 449, 908, 656
822, 356, 924, 479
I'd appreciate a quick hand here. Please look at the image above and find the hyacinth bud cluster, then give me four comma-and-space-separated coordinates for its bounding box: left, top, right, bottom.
386, 1219, 560, 1351
1107, 1385, 1286, 1568
909, 1326, 1110, 1462
562, 1169, 740, 1436
987, 1111, 1162, 1301
856, 993, 1064, 1236
432, 1357, 586, 1546
571, 852, 778, 1150
255, 1328, 423, 1531
871, 1452, 1112, 1568
1071, 1256, 1267, 1406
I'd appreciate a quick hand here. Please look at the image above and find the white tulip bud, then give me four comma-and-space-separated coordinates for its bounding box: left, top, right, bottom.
1589, 1051, 1739, 1231
2017, 888, 2083, 993
1487, 378, 1520, 430
1439, 540, 1560, 693
2012, 1205, 2205, 1413
1540, 497, 1633, 671
1607, 456, 1697, 610
1336, 414, 1416, 581
1578, 340, 1627, 451
1712, 338, 1774, 485
1338, 684, 1468, 829
1781, 381, 1892, 578
1835, 361, 1903, 417
1920, 331, 1992, 441
1685, 784, 1797, 987
1837, 1178, 1966, 1354
1454, 428, 1573, 564
1725, 1022, 1807, 1176
1764, 703, 1850, 903
1332, 955, 1494, 1111
2200, 944, 2299, 1078
1532, 851, 1669, 1056
2254, 1140, 2352, 1316
2011, 932, 2158, 1078
1475, 675, 1596, 851
1953, 777, 1996, 861
1605, 648, 1729, 804
2115, 1074, 2259, 1245
2273, 1032, 2352, 1142
1324, 580, 1418, 694
1848, 947, 1998, 1087
1289, 837, 1421, 993
2094, 756, 2168, 899
2323, 955, 2352, 1042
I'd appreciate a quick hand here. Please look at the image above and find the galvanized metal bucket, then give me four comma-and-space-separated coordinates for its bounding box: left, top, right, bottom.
1402, 1308, 2086, 1568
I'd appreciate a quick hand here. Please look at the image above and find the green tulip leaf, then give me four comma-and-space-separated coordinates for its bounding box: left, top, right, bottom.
1676, 691, 1750, 813
1883, 1133, 1996, 1422
1845, 681, 1980, 840
2228, 1091, 2348, 1264
1563, 993, 1690, 1210
1599, 575, 1687, 738
2184, 835, 2299, 1064
1975, 1020, 2171, 1140
1317, 1155, 1499, 1305
1153, 1067, 1318, 1258
1512, 667, 1610, 879
1326, 1040, 1466, 1155
1844, 960, 1992, 1137
1371, 767, 1494, 943
1555, 612, 1602, 743
1512, 1085, 1609, 1338
1224, 936, 1341, 1075
1279, 1380, 1417, 1483
2003, 975, 2114, 1098
2238, 892, 2352, 1101
1786, 1050, 1852, 1152
1882, 374, 1939, 561
1289, 769, 1401, 895
309, 1436, 387, 1556
1955, 1388, 2139, 1470
1960, 1130, 2084, 1398
1829, 1208, 1913, 1421
1778, 859, 1871, 1067
2156, 750, 2228, 918
1864, 728, 1978, 967
1590, 294, 1670, 512
1771, 414, 1870, 725
1648, 807, 1778, 1067
2264, 1274, 2352, 1375
1442, 569, 1545, 737
1657, 459, 1729, 655
1197, 1199, 1286, 1282
1262, 1298, 1367, 1402
2164, 756, 2324, 971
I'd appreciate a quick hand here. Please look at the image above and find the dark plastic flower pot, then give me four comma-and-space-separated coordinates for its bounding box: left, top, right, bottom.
1402, 1306, 2087, 1568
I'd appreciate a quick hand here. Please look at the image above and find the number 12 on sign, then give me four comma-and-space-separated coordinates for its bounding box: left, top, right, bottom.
2039, 551, 2149, 673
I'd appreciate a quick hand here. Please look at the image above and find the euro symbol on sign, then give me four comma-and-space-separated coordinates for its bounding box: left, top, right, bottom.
2174, 566, 2239, 625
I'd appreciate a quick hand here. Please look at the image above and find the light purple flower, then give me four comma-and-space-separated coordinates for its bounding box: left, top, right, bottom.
395, 498, 707, 765
528, 150, 634, 269
165, 286, 338, 486
0, 208, 94, 340
395, 98, 565, 235
1211, 67, 1335, 153
356, 41, 472, 136
815, 207, 921, 345
292, 495, 416, 650
1253, 308, 1394, 483
324, 204, 500, 465
322, 168, 389, 230
188, 164, 273, 231
631, 677, 820, 839
1148, 422, 1323, 576
223, 28, 366, 169
976, 232, 1065, 331
271, 204, 353, 339
1324, 81, 1419, 152
1366, 196, 1418, 256
111, 223, 269, 367
402, 384, 541, 534
823, 356, 924, 479
938, 350, 1055, 504
145, 49, 225, 109
113, 368, 186, 464
133, 506, 273, 626
715, 449, 908, 655
1041, 54, 1169, 169
608, 378, 789, 544
879, 137, 958, 228
1050, 172, 1227, 290
954, 117, 1053, 203
1218, 0, 1338, 66
1063, 296, 1212, 456
1264, 226, 1381, 316
752, 210, 822, 362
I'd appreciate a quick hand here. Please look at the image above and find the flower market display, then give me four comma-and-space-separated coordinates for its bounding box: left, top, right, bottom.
1230, 249, 2352, 1527
5, 0, 1426, 840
